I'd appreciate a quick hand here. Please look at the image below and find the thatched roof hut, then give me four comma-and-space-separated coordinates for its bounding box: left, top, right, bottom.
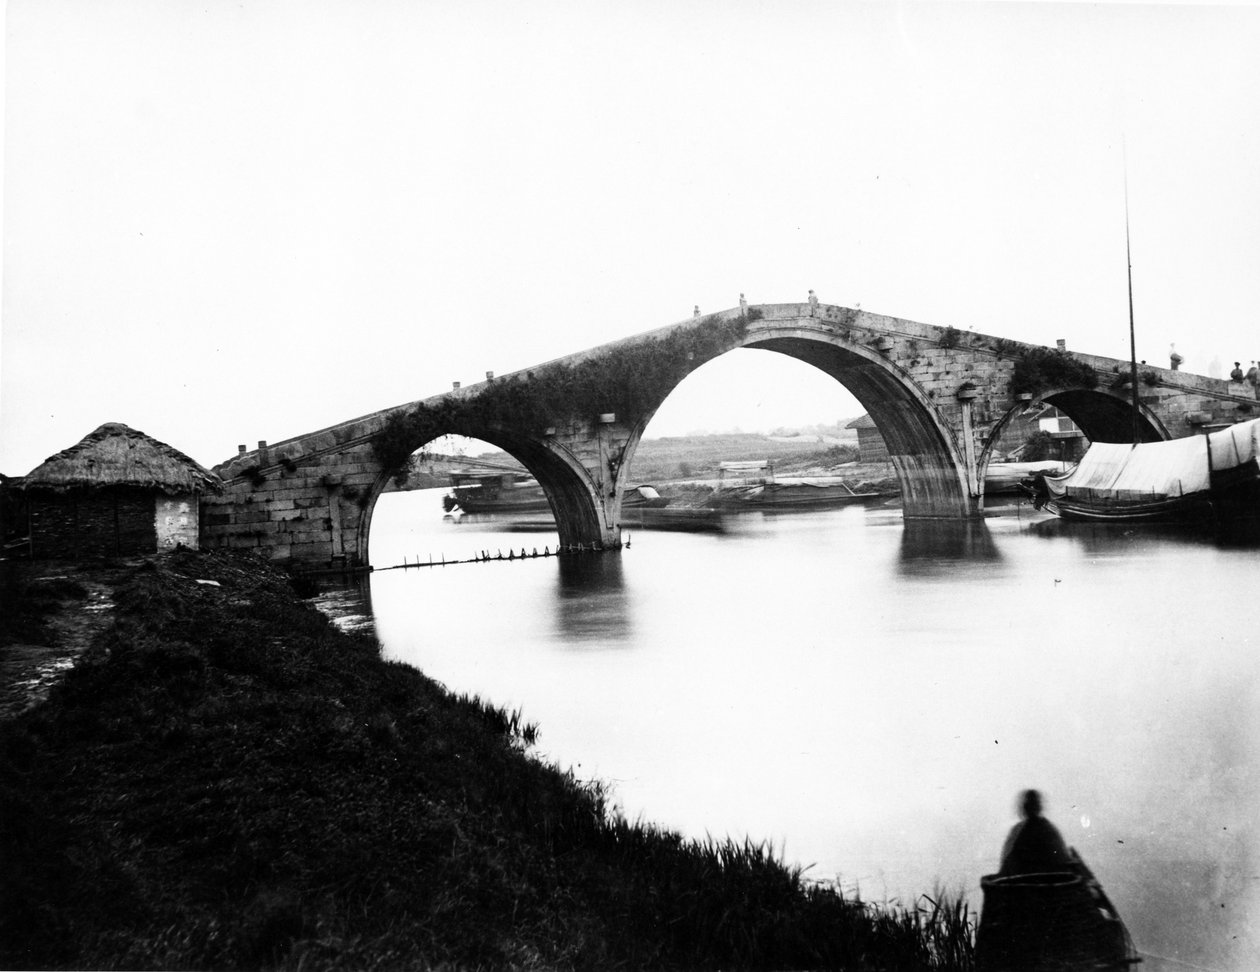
24, 423, 221, 495
21, 423, 221, 559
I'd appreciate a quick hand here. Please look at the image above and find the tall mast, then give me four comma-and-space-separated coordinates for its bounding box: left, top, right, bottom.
1125, 151, 1140, 444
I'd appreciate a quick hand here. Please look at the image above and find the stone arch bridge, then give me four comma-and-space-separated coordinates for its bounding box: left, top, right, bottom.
203, 301, 1257, 568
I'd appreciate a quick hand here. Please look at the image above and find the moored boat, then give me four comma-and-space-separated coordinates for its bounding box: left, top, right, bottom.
620, 505, 727, 533
443, 470, 548, 514
977, 855, 1140, 971
444, 472, 671, 518
710, 478, 882, 510
622, 484, 671, 510
707, 461, 880, 511
984, 460, 1068, 497
1020, 417, 1260, 527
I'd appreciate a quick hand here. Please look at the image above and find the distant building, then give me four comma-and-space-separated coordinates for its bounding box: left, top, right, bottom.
19, 423, 222, 559
845, 414, 891, 463
989, 404, 1086, 462
1031, 405, 1087, 462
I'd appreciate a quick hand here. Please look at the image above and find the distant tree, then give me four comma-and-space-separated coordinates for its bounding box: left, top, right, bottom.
822, 444, 859, 464
1021, 430, 1057, 462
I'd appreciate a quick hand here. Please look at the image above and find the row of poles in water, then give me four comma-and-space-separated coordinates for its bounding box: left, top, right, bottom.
381, 538, 629, 571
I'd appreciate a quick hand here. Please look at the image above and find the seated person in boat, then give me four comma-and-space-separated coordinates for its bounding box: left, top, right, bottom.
998, 789, 1072, 875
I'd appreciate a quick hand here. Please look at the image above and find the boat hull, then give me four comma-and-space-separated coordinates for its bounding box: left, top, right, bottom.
451, 492, 549, 514
976, 870, 1138, 972
621, 507, 727, 532
1043, 492, 1215, 524
1023, 475, 1258, 531
446, 479, 671, 518
710, 483, 880, 512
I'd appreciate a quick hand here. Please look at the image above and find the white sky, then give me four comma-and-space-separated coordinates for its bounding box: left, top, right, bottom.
4, 1, 1260, 472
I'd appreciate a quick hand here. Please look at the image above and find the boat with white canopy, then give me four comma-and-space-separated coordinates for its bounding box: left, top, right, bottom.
1021, 417, 1260, 524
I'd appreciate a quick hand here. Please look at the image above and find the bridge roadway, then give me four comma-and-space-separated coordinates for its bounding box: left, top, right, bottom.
202, 300, 1259, 568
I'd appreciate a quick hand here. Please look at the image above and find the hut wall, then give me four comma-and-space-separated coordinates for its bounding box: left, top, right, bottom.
155, 494, 200, 550
29, 487, 157, 559
0, 479, 29, 551
856, 426, 891, 463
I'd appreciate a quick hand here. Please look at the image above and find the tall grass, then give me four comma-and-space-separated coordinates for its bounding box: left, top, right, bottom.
857, 888, 976, 971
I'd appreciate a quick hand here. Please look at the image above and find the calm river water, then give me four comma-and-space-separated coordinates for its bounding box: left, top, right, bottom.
328, 488, 1259, 971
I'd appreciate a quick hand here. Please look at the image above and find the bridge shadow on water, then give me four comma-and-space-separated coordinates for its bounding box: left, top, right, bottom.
897, 519, 1002, 578
552, 553, 633, 649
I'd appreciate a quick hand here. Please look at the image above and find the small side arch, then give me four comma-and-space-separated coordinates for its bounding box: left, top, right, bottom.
977, 388, 1168, 501
354, 424, 606, 565
1040, 388, 1168, 444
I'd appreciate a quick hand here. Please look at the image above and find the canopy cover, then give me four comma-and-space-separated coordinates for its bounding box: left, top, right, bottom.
1209, 417, 1260, 472
1044, 418, 1260, 503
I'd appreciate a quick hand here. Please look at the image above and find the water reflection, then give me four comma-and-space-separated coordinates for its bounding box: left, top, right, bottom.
357, 489, 1260, 971
1027, 515, 1260, 554
553, 553, 632, 648
898, 518, 1001, 576
308, 573, 375, 634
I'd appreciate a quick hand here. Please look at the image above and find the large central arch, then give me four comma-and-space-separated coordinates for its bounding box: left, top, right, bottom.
744, 333, 971, 517
614, 323, 974, 521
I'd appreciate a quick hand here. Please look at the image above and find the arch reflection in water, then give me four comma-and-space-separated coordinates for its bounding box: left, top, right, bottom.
898, 518, 1002, 577
552, 554, 633, 648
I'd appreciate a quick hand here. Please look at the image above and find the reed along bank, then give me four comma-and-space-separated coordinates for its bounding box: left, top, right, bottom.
0, 550, 973, 971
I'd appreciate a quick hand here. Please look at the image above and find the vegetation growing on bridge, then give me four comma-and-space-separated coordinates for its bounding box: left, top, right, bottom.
372, 312, 756, 483
1009, 346, 1099, 397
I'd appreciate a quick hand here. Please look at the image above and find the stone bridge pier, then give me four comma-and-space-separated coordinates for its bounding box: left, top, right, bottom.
203, 300, 1259, 569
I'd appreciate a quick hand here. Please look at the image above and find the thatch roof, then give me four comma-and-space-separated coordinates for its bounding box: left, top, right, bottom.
23, 423, 223, 494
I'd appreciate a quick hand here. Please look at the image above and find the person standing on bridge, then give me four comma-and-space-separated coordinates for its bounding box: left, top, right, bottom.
1247, 361, 1259, 387
1231, 362, 1245, 382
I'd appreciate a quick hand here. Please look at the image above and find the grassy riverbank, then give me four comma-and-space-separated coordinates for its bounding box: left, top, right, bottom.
0, 551, 973, 970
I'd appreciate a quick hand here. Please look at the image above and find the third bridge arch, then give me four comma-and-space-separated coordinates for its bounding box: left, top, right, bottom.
206, 301, 1250, 568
